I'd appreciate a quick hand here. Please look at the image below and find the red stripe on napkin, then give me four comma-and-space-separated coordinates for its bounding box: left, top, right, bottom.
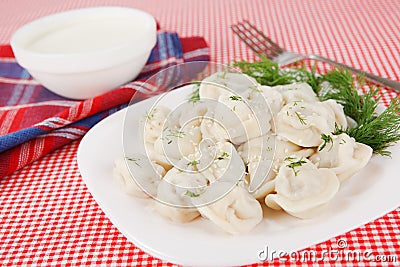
0, 45, 14, 57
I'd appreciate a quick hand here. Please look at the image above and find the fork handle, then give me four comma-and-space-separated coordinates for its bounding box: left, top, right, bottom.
309, 55, 400, 92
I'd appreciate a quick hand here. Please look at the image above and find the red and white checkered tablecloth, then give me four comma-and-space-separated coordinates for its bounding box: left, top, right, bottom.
1, 0, 399, 266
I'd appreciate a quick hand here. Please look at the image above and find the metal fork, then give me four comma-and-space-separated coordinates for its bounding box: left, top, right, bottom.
231, 20, 400, 91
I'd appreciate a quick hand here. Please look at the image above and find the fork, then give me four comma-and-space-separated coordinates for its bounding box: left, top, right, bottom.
231, 20, 400, 91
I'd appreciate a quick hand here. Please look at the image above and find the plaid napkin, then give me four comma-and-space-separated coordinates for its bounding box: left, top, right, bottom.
0, 31, 210, 178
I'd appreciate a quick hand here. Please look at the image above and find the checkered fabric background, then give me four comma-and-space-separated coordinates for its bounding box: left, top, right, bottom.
1, 0, 399, 266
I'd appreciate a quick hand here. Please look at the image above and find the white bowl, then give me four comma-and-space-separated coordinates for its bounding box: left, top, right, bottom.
10, 7, 157, 99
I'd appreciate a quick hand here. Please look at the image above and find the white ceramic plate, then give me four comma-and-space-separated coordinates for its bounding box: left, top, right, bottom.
77, 85, 400, 266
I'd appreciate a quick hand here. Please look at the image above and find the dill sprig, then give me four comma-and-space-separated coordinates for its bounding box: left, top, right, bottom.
319, 70, 378, 124
185, 190, 203, 198
284, 157, 307, 176
187, 160, 200, 167
346, 96, 400, 156
320, 70, 399, 156
126, 157, 141, 167
166, 129, 186, 138
229, 95, 243, 101
217, 152, 230, 160
145, 108, 156, 120
162, 128, 186, 144
234, 57, 321, 87
294, 111, 307, 125
188, 81, 201, 103
234, 58, 400, 156
319, 133, 334, 151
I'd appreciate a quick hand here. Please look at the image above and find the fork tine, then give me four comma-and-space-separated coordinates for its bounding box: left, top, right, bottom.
232, 24, 280, 59
231, 25, 265, 55
242, 20, 285, 54
232, 21, 282, 59
240, 22, 283, 57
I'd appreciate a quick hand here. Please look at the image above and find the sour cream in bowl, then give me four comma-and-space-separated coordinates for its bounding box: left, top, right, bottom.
10, 7, 157, 99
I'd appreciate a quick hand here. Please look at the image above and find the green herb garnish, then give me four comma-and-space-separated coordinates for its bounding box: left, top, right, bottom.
319, 133, 334, 151
234, 57, 319, 87
229, 95, 243, 101
188, 82, 201, 103
321, 72, 400, 156
249, 85, 262, 92
332, 122, 345, 135
185, 190, 202, 198
346, 96, 400, 156
187, 160, 200, 167
167, 129, 185, 138
235, 178, 244, 186
126, 157, 141, 167
319, 70, 378, 124
145, 108, 157, 120
294, 111, 307, 125
217, 152, 230, 160
284, 157, 307, 176
162, 128, 186, 144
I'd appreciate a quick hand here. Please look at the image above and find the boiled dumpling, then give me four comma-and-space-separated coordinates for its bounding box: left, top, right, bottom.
200, 117, 230, 143
247, 159, 277, 198
244, 89, 275, 135
273, 136, 315, 162
196, 142, 246, 185
113, 155, 166, 198
141, 106, 171, 144
207, 94, 250, 144
237, 134, 275, 164
237, 134, 313, 196
140, 105, 173, 169
199, 72, 259, 100
258, 86, 284, 115
168, 100, 215, 128
238, 85, 279, 135
310, 133, 373, 182
323, 99, 348, 129
236, 135, 276, 193
210, 93, 269, 144
193, 181, 263, 234
144, 141, 172, 170
265, 158, 340, 219
154, 167, 208, 223
247, 86, 284, 132
148, 102, 204, 167
274, 82, 319, 104
237, 134, 314, 164
154, 122, 202, 166
217, 93, 253, 121
275, 101, 338, 147
199, 72, 269, 143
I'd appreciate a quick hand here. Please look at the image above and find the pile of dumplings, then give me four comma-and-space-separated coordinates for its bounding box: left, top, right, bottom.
113, 72, 373, 235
